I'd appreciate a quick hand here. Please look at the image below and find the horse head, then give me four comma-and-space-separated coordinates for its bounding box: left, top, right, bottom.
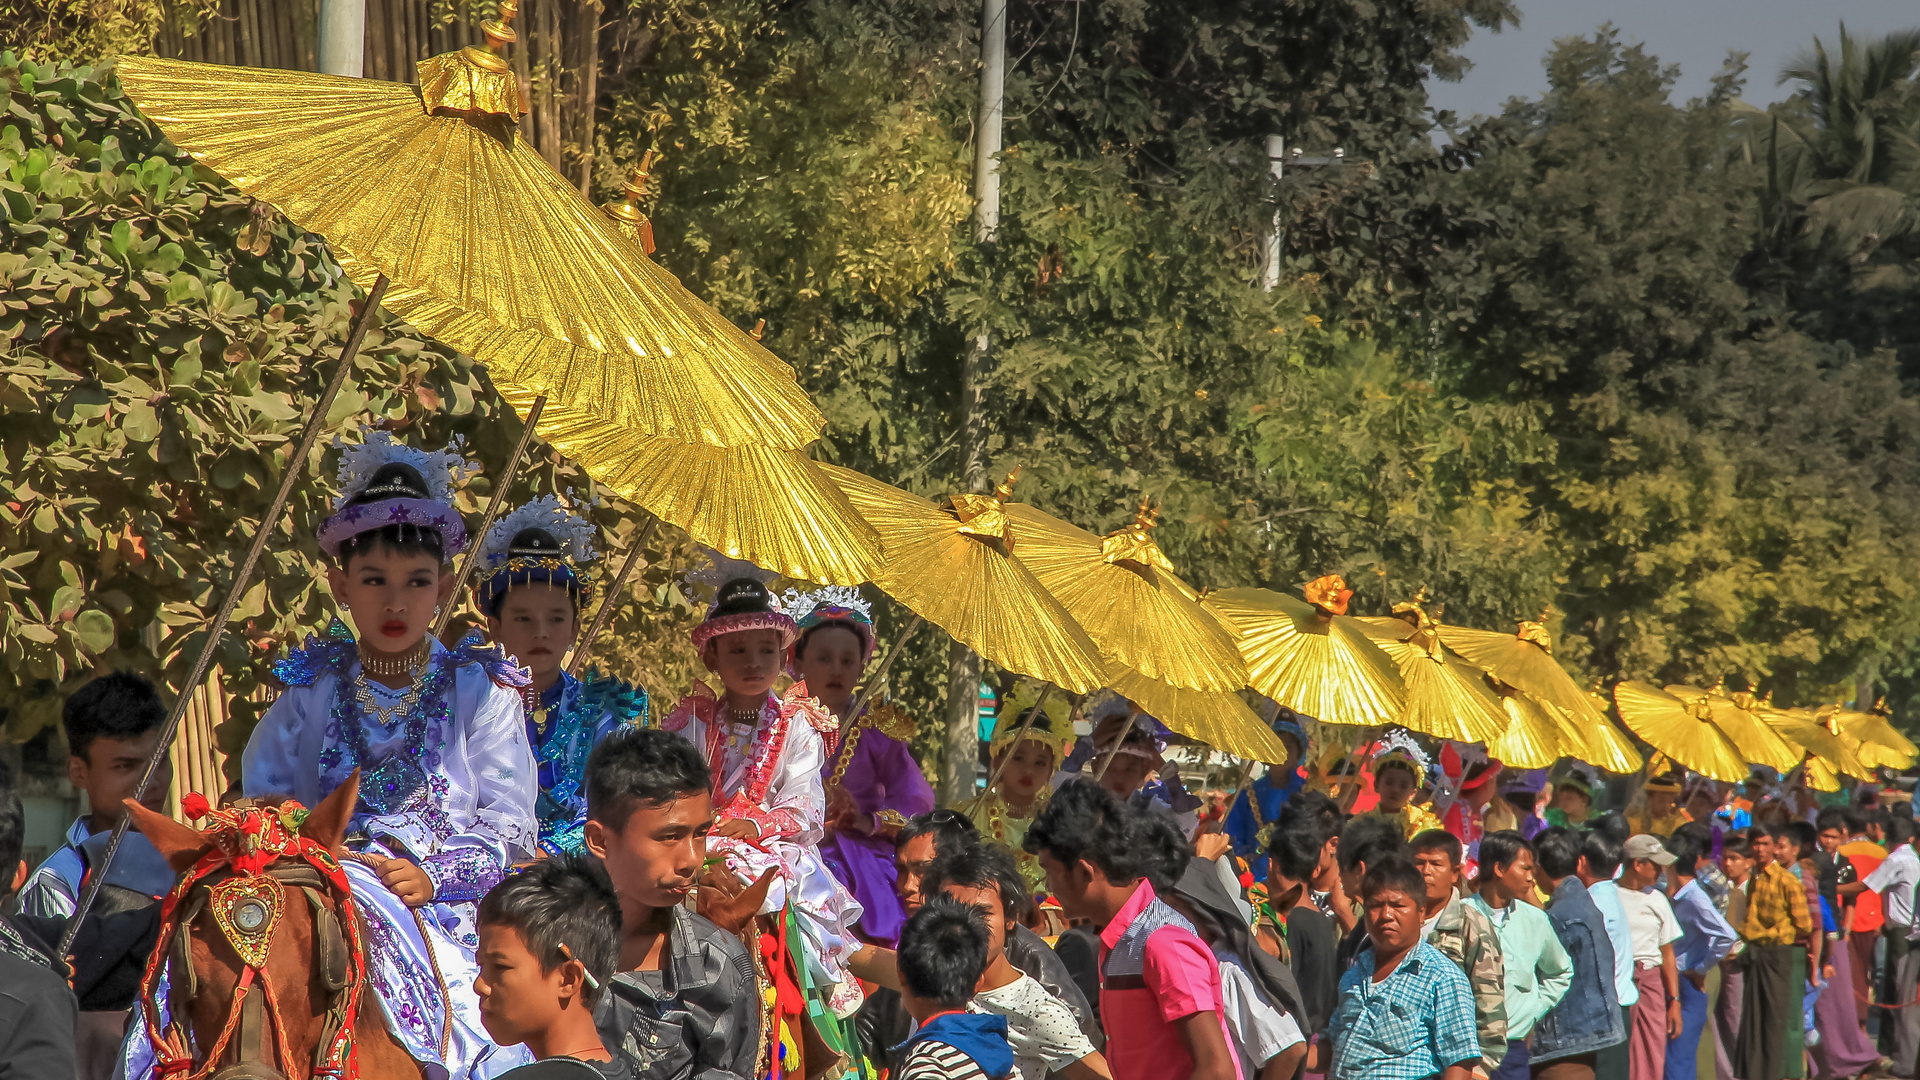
125, 772, 420, 1080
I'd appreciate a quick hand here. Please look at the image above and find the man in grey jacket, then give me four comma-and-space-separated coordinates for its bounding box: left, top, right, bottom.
585, 729, 759, 1080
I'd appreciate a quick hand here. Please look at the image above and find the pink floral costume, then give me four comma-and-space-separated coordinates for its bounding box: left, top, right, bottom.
664, 679, 866, 1010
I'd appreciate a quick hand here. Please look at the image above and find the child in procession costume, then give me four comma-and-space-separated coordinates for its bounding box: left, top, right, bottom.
474, 495, 649, 856
790, 585, 937, 948
123, 434, 543, 1079
968, 681, 1078, 895
662, 573, 867, 1017
1358, 733, 1445, 841
1224, 708, 1313, 882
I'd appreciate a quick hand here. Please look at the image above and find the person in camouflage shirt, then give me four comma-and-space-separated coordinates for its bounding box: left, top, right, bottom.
1412, 830, 1509, 1076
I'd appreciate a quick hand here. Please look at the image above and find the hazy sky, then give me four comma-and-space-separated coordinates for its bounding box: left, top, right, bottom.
1424, 0, 1920, 122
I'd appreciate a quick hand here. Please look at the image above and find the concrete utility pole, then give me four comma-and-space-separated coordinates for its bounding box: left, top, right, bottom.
1264, 138, 1346, 291
940, 0, 1008, 808
317, 0, 366, 77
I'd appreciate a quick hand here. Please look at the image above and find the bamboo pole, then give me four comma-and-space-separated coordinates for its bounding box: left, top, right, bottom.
967, 683, 1052, 813
432, 393, 548, 638
566, 514, 656, 676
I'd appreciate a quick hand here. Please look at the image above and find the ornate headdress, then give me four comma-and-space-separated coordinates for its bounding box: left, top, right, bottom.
1371, 729, 1431, 790
990, 680, 1076, 764
782, 584, 877, 671
318, 431, 474, 557
682, 553, 797, 650
474, 495, 599, 616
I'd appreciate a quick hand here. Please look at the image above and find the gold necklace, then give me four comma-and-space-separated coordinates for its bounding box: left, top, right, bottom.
358, 638, 430, 678
354, 654, 429, 727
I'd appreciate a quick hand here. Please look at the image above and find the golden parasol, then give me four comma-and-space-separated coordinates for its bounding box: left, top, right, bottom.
1757, 701, 1868, 789
1579, 695, 1646, 774
1819, 701, 1919, 770
1663, 683, 1802, 774
1437, 610, 1607, 728
1106, 670, 1291, 763
1356, 602, 1508, 744
1612, 681, 1749, 781
1002, 500, 1247, 693
114, 38, 821, 452
1485, 687, 1586, 769
821, 464, 1107, 693
1203, 577, 1406, 727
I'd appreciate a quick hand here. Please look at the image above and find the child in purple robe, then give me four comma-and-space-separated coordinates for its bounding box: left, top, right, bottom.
786, 586, 936, 947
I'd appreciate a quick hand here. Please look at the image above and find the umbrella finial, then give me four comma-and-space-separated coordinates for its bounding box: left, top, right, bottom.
994, 467, 1022, 505
482, 1, 521, 54
601, 150, 658, 255
417, 1, 527, 117
1101, 496, 1174, 572
751, 319, 766, 341
1301, 574, 1351, 617
1516, 607, 1553, 653
947, 468, 1021, 549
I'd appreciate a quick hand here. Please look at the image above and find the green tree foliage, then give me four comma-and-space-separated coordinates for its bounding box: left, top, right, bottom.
0, 54, 698, 757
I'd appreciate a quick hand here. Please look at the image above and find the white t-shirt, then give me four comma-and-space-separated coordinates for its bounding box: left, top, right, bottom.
971, 972, 1096, 1080
1617, 886, 1683, 965
1866, 844, 1920, 928
1218, 959, 1305, 1080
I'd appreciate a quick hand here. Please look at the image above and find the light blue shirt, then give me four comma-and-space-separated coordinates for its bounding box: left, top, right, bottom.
1586, 879, 1639, 1007
1671, 879, 1738, 975
1330, 942, 1481, 1080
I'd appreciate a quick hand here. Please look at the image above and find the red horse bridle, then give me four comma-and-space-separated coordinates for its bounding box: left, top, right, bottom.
138, 796, 369, 1080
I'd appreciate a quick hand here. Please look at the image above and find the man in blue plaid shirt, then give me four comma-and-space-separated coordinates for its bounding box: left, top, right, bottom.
1312, 853, 1481, 1080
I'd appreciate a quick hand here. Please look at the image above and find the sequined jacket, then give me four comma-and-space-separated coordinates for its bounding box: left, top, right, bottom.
530, 670, 649, 856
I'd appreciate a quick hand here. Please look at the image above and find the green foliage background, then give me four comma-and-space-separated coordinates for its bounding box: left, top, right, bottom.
7, 0, 1920, 768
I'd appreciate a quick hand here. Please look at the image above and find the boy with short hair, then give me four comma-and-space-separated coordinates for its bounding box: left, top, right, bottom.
896, 896, 1016, 1080
1313, 854, 1479, 1080
1408, 829, 1507, 1077
16, 670, 175, 917
1530, 827, 1627, 1080
1464, 831, 1570, 1080
1025, 781, 1239, 1080
1737, 825, 1815, 1080
1577, 830, 1638, 1080
582, 728, 758, 1080
1613, 836, 1682, 1080
476, 856, 630, 1078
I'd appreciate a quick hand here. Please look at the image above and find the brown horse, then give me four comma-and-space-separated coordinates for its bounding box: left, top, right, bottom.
127, 773, 426, 1080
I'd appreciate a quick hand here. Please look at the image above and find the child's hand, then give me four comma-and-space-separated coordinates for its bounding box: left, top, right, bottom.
713, 818, 762, 841
378, 858, 434, 907
1193, 832, 1232, 862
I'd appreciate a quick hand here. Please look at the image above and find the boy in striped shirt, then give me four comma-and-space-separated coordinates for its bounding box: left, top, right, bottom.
897, 896, 1017, 1080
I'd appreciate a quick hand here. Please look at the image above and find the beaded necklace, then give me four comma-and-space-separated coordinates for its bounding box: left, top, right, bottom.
319, 648, 458, 817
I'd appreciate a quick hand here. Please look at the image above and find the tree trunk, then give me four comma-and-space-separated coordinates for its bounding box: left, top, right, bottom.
939, 637, 982, 806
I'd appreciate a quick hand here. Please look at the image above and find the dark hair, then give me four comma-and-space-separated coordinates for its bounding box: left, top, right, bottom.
1581, 828, 1625, 877
1534, 827, 1582, 881
711, 577, 778, 619
1024, 778, 1151, 884
1269, 823, 1327, 883
897, 809, 981, 858
1868, 807, 1894, 833
1479, 830, 1532, 875
477, 855, 621, 1005
1503, 791, 1540, 816
0, 759, 22, 893
1375, 758, 1418, 784
1592, 811, 1630, 845
586, 728, 711, 830
1748, 822, 1782, 842
1360, 853, 1426, 902
898, 895, 989, 1008
1409, 829, 1463, 866
1131, 807, 1195, 892
64, 671, 166, 763
1336, 814, 1405, 874
1277, 790, 1344, 847
1783, 821, 1818, 861
1816, 807, 1858, 835
1665, 826, 1706, 878
335, 463, 447, 566
1889, 817, 1916, 847
1722, 837, 1754, 860
477, 527, 583, 617
924, 842, 1031, 922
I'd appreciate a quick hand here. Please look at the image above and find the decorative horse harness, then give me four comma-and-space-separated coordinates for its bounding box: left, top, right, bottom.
139, 798, 369, 1080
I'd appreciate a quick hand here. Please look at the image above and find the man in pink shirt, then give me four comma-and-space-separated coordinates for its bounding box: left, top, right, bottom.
1024, 779, 1239, 1080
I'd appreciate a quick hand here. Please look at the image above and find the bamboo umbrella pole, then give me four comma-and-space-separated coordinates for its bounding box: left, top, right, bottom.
566, 514, 657, 676
433, 392, 548, 638
967, 684, 1053, 813
61, 274, 391, 956
825, 613, 927, 778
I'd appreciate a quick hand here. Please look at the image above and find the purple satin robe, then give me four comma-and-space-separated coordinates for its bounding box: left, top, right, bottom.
819, 724, 936, 946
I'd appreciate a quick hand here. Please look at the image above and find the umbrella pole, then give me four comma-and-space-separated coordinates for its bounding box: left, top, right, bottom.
1091, 724, 1127, 783
967, 684, 1053, 813
828, 613, 927, 777
59, 273, 392, 957
433, 392, 548, 639
567, 513, 657, 677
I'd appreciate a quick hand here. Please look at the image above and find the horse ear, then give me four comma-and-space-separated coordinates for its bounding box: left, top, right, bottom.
123, 800, 215, 873
301, 769, 359, 854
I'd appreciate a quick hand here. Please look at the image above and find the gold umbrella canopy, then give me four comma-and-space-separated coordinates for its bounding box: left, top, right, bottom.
1486, 687, 1585, 770
1355, 603, 1509, 744
1613, 681, 1749, 781
115, 34, 823, 452
1579, 700, 1647, 775
1821, 701, 1919, 770
821, 465, 1107, 693
1203, 577, 1407, 727
1002, 500, 1247, 693
1757, 702, 1869, 783
1106, 670, 1291, 763
1663, 684, 1803, 774
1437, 610, 1607, 728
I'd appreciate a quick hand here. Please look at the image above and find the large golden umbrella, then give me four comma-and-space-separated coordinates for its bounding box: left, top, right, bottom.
1203, 577, 1406, 727
821, 465, 1107, 693
1664, 684, 1802, 774
1002, 500, 1246, 693
115, 46, 821, 451
1758, 703, 1868, 789
1578, 696, 1646, 775
1486, 687, 1585, 769
1613, 681, 1748, 781
1438, 611, 1607, 728
1356, 603, 1508, 744
1107, 670, 1290, 763
1820, 702, 1919, 770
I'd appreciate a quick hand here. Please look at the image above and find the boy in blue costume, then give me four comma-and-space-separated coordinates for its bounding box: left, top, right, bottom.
1224, 710, 1311, 882
474, 496, 648, 856
121, 433, 541, 1080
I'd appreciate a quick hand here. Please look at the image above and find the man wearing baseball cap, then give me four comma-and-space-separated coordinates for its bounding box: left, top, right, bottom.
1616, 835, 1682, 1080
